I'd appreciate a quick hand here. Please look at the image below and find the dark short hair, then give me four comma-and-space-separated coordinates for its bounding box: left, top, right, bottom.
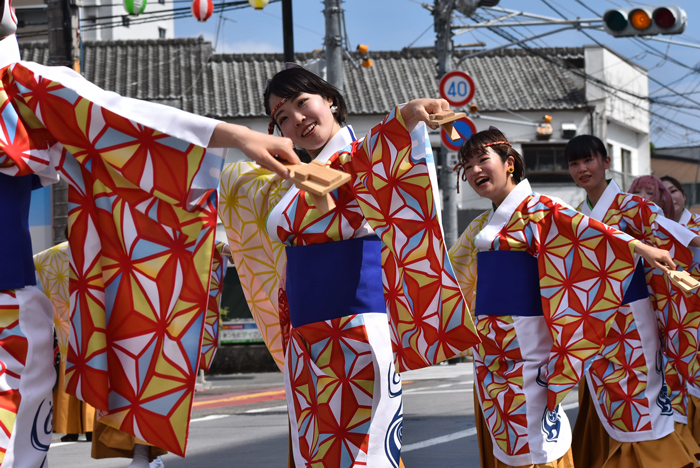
660, 175, 685, 198
263, 67, 347, 131
565, 134, 608, 163
455, 127, 525, 188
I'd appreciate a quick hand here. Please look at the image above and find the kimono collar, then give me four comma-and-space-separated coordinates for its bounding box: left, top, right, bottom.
314, 125, 356, 165
0, 35, 20, 69
680, 208, 692, 226
474, 179, 533, 251
582, 179, 622, 221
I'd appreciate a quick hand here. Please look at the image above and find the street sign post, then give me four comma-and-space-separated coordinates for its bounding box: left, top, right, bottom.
441, 116, 477, 151
439, 71, 476, 107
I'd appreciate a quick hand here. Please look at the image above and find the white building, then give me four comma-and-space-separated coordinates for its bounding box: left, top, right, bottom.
80, 0, 175, 41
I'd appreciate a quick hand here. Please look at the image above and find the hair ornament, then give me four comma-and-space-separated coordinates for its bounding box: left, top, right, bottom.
483, 141, 511, 148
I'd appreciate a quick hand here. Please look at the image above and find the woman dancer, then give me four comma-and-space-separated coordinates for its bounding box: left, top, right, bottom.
219, 67, 479, 467
566, 135, 700, 468
448, 127, 674, 468
630, 175, 676, 220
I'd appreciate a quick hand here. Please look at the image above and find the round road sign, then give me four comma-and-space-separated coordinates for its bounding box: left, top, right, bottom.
439, 71, 475, 107
441, 117, 477, 151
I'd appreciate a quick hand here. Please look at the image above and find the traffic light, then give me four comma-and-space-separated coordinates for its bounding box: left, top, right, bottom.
603, 6, 686, 37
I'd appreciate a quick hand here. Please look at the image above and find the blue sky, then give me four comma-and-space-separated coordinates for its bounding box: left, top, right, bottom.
175, 0, 700, 148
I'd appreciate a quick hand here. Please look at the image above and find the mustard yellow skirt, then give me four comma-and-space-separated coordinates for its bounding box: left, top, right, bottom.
53, 359, 94, 435
474, 387, 574, 468
687, 394, 700, 446
91, 418, 167, 461
572, 378, 699, 468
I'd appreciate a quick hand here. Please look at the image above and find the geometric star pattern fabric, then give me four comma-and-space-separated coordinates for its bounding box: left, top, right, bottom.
1, 62, 224, 456
450, 187, 640, 462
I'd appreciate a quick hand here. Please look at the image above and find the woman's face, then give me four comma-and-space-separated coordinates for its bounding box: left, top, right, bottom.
269, 92, 341, 156
663, 180, 686, 216
567, 152, 609, 191
631, 186, 656, 203
462, 147, 514, 203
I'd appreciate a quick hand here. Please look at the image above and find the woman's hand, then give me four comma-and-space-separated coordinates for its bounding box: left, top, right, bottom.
210, 123, 301, 179
634, 241, 676, 274
400, 98, 451, 132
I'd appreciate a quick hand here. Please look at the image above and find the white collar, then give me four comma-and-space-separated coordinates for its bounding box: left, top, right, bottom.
0, 35, 20, 69
680, 208, 692, 226
583, 179, 622, 221
314, 126, 356, 164
474, 179, 533, 250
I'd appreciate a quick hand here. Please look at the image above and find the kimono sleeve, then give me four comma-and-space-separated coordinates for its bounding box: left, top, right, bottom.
33, 242, 70, 361
339, 108, 480, 372
449, 210, 492, 311
534, 199, 640, 411
199, 241, 226, 372
218, 162, 291, 371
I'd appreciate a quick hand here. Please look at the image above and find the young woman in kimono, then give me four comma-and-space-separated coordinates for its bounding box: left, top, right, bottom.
0, 4, 300, 464
565, 135, 700, 468
629, 176, 677, 220
662, 175, 700, 445
448, 127, 675, 468
219, 67, 480, 468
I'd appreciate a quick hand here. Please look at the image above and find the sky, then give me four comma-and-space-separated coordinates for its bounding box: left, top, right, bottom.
174, 0, 700, 148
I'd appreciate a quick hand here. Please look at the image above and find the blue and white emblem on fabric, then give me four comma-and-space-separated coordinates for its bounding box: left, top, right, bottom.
541, 406, 562, 443
385, 401, 403, 467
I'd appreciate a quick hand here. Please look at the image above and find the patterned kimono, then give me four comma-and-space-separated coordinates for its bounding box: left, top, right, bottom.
0, 34, 225, 457
577, 179, 698, 439
219, 115, 480, 468
449, 179, 642, 466
679, 210, 700, 407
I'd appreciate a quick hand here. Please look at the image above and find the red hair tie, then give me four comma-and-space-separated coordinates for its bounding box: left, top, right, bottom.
483, 141, 511, 147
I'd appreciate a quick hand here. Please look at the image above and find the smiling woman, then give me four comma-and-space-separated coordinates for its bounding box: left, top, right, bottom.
219, 65, 479, 468
449, 128, 678, 468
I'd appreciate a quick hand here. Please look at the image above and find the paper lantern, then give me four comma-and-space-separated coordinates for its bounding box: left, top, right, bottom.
191, 0, 213, 21
124, 0, 146, 16
248, 0, 269, 10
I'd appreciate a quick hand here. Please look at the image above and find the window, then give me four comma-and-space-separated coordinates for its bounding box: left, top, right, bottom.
620, 148, 632, 190
158, 0, 165, 4
158, 27, 166, 38
521, 144, 570, 182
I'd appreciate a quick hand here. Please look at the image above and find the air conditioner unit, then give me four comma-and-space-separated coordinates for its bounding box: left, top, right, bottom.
562, 123, 577, 139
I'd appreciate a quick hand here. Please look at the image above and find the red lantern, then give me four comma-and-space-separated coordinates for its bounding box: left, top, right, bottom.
191, 0, 213, 22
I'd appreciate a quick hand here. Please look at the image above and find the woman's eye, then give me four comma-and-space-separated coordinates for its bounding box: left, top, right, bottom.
464, 165, 472, 171
279, 116, 287, 124
298, 98, 307, 106
479, 157, 489, 163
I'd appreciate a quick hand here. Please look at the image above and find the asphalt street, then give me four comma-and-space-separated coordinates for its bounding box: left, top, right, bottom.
47, 362, 581, 467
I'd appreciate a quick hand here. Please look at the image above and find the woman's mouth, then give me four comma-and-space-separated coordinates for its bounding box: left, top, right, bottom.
579, 175, 591, 183
301, 122, 317, 137
475, 176, 489, 187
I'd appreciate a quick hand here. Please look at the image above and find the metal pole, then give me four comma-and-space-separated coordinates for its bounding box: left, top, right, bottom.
324, 0, 343, 93
281, 0, 294, 63
48, 0, 78, 244
434, 0, 458, 248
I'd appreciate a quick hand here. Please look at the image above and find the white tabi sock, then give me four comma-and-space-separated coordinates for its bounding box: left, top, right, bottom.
127, 444, 150, 468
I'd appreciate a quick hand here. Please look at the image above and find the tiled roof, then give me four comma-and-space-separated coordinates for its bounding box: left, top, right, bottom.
19, 38, 587, 119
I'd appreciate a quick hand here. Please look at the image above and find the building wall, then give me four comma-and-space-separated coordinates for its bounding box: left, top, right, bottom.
651, 156, 700, 213
81, 0, 174, 41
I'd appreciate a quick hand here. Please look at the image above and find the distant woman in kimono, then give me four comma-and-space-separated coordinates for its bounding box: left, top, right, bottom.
448, 127, 675, 468
219, 67, 480, 468
629, 175, 676, 220
565, 135, 700, 468
662, 175, 700, 445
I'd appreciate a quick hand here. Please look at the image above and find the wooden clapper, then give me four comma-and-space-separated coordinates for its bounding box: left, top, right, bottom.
668, 270, 700, 298
429, 110, 467, 140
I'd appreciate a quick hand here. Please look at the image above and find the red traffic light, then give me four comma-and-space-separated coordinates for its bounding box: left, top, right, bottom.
654, 7, 677, 29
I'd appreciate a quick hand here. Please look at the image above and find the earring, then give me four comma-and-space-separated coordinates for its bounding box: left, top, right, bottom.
508, 166, 514, 177
330, 105, 338, 114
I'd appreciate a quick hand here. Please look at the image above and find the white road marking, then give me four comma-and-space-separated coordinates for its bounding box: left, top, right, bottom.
402, 401, 580, 452
246, 405, 288, 414
190, 414, 230, 423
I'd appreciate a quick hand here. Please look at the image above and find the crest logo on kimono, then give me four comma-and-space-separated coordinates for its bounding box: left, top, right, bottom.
388, 367, 402, 398
385, 402, 403, 468
657, 383, 674, 416
541, 406, 562, 443
30, 399, 52, 452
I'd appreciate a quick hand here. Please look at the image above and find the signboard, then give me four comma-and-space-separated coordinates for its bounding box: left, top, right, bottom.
440, 117, 477, 151
439, 71, 475, 107
220, 319, 264, 344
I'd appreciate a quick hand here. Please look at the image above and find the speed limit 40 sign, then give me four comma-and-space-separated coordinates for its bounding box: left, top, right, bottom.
439, 71, 475, 107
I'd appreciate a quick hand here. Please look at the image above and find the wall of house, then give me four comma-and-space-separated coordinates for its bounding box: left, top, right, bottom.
80, 0, 174, 41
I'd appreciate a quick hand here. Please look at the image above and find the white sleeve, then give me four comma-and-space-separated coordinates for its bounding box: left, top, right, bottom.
18, 61, 221, 148
657, 215, 698, 247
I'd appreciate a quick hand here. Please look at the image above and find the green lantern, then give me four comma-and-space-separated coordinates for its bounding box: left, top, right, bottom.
124, 0, 146, 16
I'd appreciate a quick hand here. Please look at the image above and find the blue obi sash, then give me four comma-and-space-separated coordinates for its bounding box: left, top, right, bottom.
0, 174, 40, 290
621, 260, 649, 305
285, 236, 386, 329
475, 251, 543, 317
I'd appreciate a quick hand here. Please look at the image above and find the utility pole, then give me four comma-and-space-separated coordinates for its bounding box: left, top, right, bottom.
434, 0, 458, 248
281, 0, 294, 63
47, 0, 79, 244
324, 0, 344, 93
